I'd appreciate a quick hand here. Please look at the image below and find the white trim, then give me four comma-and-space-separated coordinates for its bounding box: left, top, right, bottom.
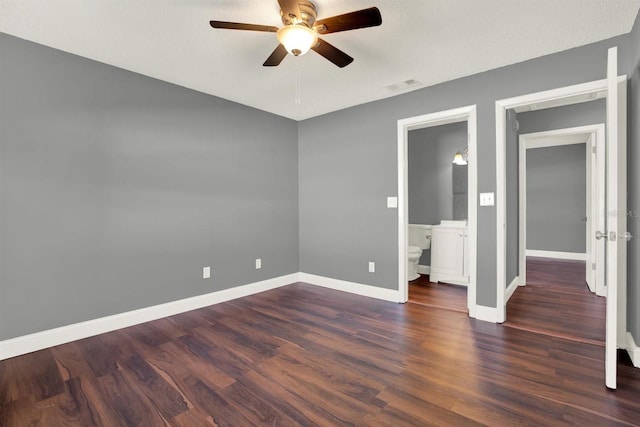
626, 332, 640, 368
495, 78, 610, 324
298, 273, 402, 303
525, 250, 587, 261
397, 105, 477, 318
505, 276, 521, 303
417, 265, 431, 275
0, 273, 298, 361
474, 305, 502, 323
518, 134, 527, 287
398, 117, 409, 302
522, 128, 593, 149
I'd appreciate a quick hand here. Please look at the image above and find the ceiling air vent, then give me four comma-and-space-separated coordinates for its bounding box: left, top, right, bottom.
386, 79, 421, 92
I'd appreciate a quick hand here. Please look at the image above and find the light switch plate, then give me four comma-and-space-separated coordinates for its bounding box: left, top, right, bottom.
368, 261, 375, 273
387, 197, 398, 208
202, 266, 211, 279
255, 258, 262, 269
480, 192, 495, 206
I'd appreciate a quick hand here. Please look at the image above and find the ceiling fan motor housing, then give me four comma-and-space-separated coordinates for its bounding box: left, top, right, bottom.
281, 0, 317, 27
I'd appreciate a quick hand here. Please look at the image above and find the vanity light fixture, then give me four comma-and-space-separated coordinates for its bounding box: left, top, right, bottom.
452, 147, 468, 165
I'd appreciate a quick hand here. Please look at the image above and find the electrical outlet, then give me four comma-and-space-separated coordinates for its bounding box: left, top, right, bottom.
202, 266, 211, 279
387, 197, 398, 208
255, 258, 262, 269
368, 261, 375, 273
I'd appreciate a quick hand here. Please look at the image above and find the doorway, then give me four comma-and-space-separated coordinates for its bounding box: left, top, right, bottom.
506, 124, 607, 344
407, 122, 470, 312
397, 105, 478, 318
496, 47, 629, 389
517, 124, 606, 298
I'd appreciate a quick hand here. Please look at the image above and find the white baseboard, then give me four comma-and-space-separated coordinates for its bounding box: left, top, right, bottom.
417, 265, 431, 275
298, 272, 402, 303
505, 276, 520, 303
525, 250, 586, 261
473, 305, 503, 323
0, 273, 297, 361
627, 332, 640, 368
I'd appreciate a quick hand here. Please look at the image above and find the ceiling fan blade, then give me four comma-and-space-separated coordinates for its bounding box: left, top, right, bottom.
263, 44, 288, 67
209, 21, 278, 32
277, 0, 302, 21
311, 38, 353, 68
314, 7, 382, 34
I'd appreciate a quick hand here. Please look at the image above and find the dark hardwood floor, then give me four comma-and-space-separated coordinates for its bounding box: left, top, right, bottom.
505, 257, 606, 345
409, 274, 467, 313
2, 282, 640, 426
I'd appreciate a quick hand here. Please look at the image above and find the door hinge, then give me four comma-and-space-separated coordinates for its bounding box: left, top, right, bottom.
592, 145, 596, 154
592, 263, 597, 271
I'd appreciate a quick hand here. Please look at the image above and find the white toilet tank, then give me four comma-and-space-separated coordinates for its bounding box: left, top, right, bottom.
408, 224, 432, 250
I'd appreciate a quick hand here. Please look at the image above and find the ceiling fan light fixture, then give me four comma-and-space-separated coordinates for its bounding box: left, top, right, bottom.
277, 25, 317, 56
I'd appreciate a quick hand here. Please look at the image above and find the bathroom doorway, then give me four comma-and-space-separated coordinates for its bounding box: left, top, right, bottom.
397, 106, 478, 318
407, 123, 469, 311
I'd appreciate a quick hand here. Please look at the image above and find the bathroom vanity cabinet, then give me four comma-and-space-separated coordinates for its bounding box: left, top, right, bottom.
430, 222, 468, 286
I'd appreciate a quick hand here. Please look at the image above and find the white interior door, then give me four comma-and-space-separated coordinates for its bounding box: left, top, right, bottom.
604, 46, 629, 390
586, 136, 594, 292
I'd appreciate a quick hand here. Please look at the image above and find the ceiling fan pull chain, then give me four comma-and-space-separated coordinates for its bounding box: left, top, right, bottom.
295, 57, 302, 105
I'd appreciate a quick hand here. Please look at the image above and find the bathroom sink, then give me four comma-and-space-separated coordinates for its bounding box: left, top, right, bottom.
439, 220, 468, 227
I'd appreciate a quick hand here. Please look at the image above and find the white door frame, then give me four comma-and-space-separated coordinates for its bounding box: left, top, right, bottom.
397, 105, 477, 317
496, 78, 607, 323
518, 124, 606, 297
495, 76, 626, 337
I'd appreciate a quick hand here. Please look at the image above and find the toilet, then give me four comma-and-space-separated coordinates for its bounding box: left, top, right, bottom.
408, 224, 432, 281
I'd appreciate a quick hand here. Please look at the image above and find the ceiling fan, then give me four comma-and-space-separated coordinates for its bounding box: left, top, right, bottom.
209, 0, 382, 68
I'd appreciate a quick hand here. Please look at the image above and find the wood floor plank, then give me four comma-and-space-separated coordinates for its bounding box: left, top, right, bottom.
119, 352, 189, 419
219, 379, 300, 427
95, 370, 169, 426
156, 341, 236, 391
0, 349, 64, 404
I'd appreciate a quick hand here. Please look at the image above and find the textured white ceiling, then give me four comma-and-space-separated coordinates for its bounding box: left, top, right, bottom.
1, 0, 639, 120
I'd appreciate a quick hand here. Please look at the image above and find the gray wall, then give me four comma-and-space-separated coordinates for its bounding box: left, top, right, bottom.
518, 100, 606, 134
627, 12, 640, 342
505, 109, 519, 286
526, 144, 587, 253
298, 32, 631, 307
0, 34, 299, 340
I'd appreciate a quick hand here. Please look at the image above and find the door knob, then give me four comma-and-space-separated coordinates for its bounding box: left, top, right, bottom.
595, 230, 607, 240
621, 232, 633, 241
